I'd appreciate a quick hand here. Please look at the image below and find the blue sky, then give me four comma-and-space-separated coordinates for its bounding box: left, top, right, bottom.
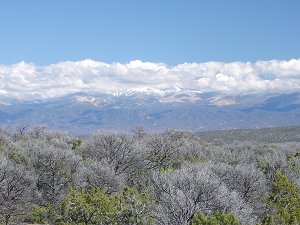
0, 0, 299, 65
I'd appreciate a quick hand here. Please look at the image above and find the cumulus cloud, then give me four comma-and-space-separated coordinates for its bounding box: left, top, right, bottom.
0, 59, 300, 100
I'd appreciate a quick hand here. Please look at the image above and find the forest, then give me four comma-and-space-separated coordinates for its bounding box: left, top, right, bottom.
1, 125, 300, 225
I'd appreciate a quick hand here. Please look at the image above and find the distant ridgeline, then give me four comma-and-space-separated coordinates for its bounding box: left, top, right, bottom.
197, 126, 300, 144
1, 91, 300, 134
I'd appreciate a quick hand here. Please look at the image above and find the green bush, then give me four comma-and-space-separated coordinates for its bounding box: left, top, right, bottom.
191, 211, 239, 225
31, 187, 155, 225
30, 205, 50, 224
267, 172, 300, 224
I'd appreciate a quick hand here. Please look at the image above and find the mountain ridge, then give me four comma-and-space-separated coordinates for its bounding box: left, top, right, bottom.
1, 90, 300, 134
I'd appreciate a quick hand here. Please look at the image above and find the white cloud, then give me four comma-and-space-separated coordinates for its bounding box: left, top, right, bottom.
0, 59, 300, 100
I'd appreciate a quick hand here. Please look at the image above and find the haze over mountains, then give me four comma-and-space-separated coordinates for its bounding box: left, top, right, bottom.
1, 89, 300, 134
1, 59, 300, 134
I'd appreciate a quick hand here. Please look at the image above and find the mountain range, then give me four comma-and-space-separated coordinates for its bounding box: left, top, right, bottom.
1, 88, 300, 134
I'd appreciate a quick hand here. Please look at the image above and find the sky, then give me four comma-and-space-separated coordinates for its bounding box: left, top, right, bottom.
0, 0, 299, 65
0, 0, 300, 100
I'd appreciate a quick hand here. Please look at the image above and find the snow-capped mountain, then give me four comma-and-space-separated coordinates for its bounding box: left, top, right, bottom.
1, 89, 300, 134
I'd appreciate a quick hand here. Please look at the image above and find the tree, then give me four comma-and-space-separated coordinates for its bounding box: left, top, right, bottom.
25, 140, 83, 207
56, 187, 153, 225
261, 214, 275, 225
267, 171, 300, 224
210, 163, 267, 219
191, 211, 240, 225
59, 188, 120, 225
131, 126, 147, 139
143, 134, 181, 170
150, 163, 252, 225
83, 159, 125, 194
117, 186, 154, 224
80, 132, 138, 176
0, 156, 35, 225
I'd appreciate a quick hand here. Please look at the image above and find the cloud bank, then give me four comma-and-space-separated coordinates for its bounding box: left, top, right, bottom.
0, 59, 300, 100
